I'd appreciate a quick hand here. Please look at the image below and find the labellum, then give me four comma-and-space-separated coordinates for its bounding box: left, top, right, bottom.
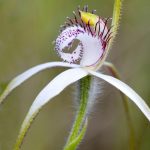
55, 6, 112, 68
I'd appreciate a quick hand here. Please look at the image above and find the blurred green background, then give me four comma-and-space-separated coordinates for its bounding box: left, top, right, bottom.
0, 0, 150, 149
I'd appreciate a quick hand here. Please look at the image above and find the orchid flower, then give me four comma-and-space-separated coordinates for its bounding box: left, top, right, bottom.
0, 1, 150, 150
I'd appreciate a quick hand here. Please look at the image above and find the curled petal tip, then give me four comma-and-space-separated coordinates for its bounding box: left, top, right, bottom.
88, 70, 150, 122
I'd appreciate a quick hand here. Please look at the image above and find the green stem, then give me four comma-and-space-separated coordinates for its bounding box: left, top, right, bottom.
96, 0, 123, 69
104, 62, 135, 150
64, 76, 91, 149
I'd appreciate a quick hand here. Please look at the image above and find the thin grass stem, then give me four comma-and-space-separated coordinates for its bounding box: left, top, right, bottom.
104, 61, 135, 150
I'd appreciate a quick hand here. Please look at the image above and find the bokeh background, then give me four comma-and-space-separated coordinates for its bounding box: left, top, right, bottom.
0, 0, 150, 149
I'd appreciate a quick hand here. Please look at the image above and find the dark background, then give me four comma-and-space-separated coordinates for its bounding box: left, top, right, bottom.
0, 0, 150, 149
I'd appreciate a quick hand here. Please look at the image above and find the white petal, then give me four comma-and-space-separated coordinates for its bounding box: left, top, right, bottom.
0, 62, 79, 104
17, 68, 88, 144
88, 70, 150, 121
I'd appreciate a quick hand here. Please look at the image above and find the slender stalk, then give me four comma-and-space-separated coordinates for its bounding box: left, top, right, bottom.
96, 0, 123, 70
64, 118, 88, 150
64, 76, 91, 149
104, 62, 135, 150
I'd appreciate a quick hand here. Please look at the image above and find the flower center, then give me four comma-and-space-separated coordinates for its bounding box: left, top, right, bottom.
55, 6, 112, 67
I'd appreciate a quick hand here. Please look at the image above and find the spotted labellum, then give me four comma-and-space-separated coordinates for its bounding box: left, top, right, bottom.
55, 6, 112, 67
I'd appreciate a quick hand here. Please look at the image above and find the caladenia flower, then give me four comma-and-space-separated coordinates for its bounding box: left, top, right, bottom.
55, 8, 111, 68
0, 1, 150, 150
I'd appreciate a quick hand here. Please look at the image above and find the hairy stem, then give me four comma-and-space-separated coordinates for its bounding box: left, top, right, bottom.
104, 62, 135, 150
64, 76, 91, 149
96, 0, 123, 69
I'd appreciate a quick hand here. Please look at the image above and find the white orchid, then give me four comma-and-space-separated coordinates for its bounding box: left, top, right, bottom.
0, 1, 150, 150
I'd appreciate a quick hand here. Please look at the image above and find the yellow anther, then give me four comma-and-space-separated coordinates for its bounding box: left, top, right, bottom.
80, 11, 99, 26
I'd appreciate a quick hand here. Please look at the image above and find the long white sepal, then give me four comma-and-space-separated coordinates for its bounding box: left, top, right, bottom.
0, 62, 79, 104
88, 70, 150, 122
15, 68, 88, 148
